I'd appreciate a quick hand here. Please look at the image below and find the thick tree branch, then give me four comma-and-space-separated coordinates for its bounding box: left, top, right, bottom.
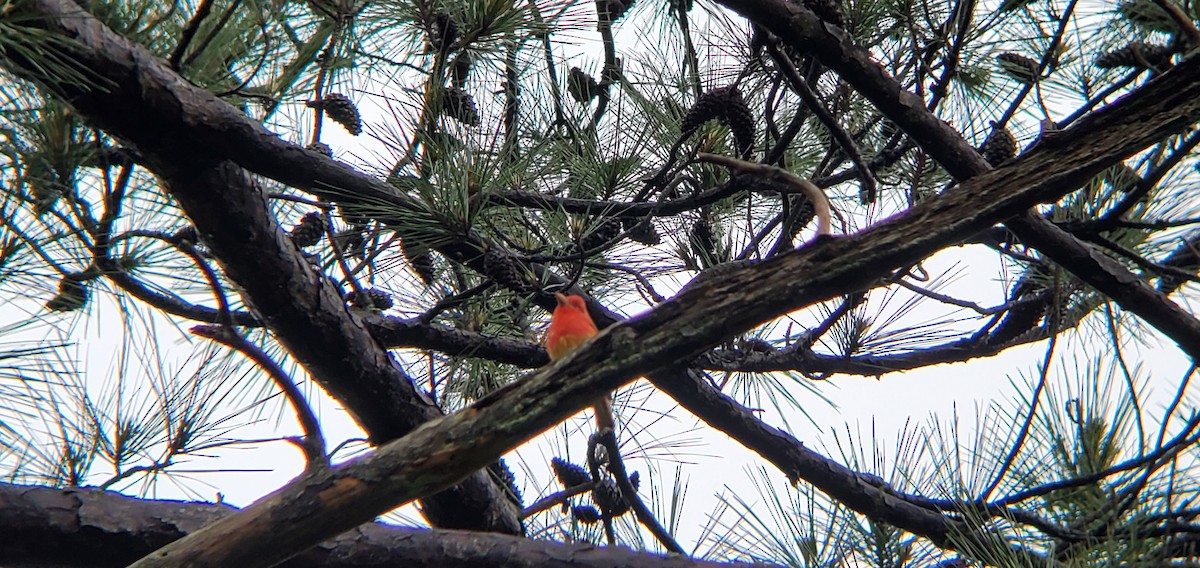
0, 482, 760, 568
712, 0, 1200, 360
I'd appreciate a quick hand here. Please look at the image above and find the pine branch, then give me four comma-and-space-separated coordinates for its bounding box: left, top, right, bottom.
0, 482, 764, 568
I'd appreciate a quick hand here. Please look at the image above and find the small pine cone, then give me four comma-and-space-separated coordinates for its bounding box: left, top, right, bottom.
680, 86, 755, 157
722, 87, 755, 158
489, 459, 523, 508
581, 217, 622, 251
427, 12, 457, 53
629, 471, 640, 492
996, 53, 1040, 84
484, 248, 531, 293
592, 478, 629, 517
622, 217, 661, 246
689, 218, 717, 261
567, 67, 599, 104
309, 93, 362, 135
1096, 41, 1174, 69
306, 142, 333, 157
47, 274, 88, 312
442, 87, 479, 126
290, 212, 325, 248
345, 288, 393, 310
980, 123, 1017, 166
804, 0, 845, 27
551, 457, 591, 488
680, 87, 731, 139
572, 504, 602, 524
783, 194, 816, 244
401, 240, 437, 286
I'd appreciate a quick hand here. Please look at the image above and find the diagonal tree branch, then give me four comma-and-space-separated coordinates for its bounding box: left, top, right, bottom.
712, 0, 1200, 359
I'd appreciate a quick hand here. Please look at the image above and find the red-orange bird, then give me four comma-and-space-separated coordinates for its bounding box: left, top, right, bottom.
545, 292, 614, 431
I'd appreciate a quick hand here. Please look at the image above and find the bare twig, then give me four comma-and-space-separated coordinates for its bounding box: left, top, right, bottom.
595, 430, 685, 554
696, 153, 833, 238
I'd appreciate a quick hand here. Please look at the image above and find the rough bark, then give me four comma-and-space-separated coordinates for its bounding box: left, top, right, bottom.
0, 482, 766, 568
0, 0, 520, 535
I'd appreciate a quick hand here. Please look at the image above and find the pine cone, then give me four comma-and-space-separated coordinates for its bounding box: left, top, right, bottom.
689, 218, 717, 262
724, 87, 755, 158
450, 52, 474, 88
567, 67, 599, 104
290, 212, 325, 248
581, 217, 622, 251
489, 459, 523, 508
782, 194, 816, 244
47, 274, 88, 312
980, 123, 1017, 166
572, 504, 602, 524
484, 248, 532, 293
551, 457, 592, 488
592, 478, 629, 517
309, 93, 362, 135
345, 288, 393, 310
599, 0, 633, 20
442, 87, 479, 126
426, 11, 457, 53
680, 87, 730, 138
401, 240, 437, 286
622, 217, 661, 246
996, 53, 1040, 84
1096, 41, 1174, 69
680, 86, 756, 157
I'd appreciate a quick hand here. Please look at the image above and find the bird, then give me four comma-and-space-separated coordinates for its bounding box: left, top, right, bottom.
545, 292, 615, 431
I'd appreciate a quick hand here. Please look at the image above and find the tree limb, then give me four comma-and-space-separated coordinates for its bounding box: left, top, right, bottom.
0, 482, 762, 568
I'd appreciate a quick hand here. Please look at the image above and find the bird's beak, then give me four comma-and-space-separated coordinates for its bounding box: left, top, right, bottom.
554, 292, 569, 305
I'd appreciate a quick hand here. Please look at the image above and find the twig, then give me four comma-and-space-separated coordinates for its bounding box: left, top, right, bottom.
595, 430, 686, 554
585, 261, 667, 303
167, 0, 213, 69
892, 277, 1039, 316
766, 43, 878, 203
520, 481, 598, 519
696, 153, 833, 238
417, 280, 495, 324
